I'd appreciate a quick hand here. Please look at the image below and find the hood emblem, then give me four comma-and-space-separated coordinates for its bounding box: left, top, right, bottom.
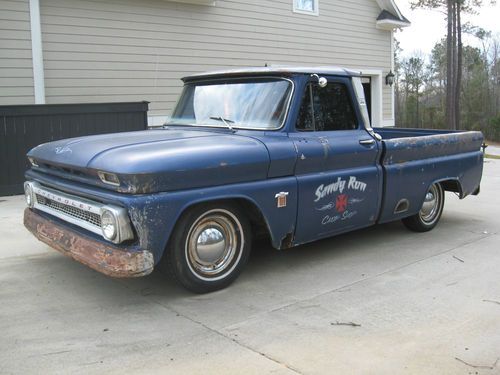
55, 146, 72, 154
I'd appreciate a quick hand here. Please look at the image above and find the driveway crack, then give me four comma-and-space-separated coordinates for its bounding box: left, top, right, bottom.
115, 280, 304, 374
154, 299, 303, 374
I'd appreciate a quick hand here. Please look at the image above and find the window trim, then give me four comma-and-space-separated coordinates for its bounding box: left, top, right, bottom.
293, 0, 319, 16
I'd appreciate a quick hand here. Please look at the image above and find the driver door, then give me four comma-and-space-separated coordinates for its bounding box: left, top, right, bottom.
290, 77, 382, 244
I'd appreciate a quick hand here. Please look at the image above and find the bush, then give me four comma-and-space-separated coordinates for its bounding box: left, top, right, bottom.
472, 116, 500, 142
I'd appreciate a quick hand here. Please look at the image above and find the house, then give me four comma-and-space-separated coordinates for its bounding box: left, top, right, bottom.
0, 0, 409, 127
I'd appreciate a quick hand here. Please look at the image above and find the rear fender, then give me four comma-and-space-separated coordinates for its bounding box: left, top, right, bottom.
378, 150, 483, 224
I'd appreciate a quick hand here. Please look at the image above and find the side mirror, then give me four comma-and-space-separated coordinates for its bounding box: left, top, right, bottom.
310, 74, 328, 88
318, 77, 328, 88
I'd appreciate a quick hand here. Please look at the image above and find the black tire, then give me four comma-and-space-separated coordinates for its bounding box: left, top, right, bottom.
163, 202, 252, 293
402, 183, 445, 232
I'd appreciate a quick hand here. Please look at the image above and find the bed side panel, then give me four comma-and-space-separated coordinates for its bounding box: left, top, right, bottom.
378, 131, 484, 224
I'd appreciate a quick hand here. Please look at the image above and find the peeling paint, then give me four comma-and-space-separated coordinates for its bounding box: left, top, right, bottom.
280, 231, 295, 249
383, 131, 483, 166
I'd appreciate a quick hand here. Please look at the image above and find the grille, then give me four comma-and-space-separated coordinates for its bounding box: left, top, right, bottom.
36, 194, 102, 227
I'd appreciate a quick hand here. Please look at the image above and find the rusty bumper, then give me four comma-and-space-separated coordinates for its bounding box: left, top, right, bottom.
24, 208, 154, 277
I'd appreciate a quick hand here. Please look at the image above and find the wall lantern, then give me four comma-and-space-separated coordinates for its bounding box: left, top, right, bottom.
385, 71, 395, 86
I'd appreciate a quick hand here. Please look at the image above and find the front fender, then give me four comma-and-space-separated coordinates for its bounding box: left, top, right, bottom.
127, 177, 299, 263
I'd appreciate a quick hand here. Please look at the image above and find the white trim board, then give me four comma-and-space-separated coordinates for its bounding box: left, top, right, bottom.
390, 30, 395, 124
359, 69, 383, 128
29, 0, 45, 104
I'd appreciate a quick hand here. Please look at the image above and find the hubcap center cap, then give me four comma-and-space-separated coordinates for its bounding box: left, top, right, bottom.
421, 192, 436, 216
195, 227, 226, 265
419, 184, 442, 224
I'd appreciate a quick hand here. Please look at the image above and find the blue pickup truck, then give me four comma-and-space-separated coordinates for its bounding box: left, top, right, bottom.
23, 67, 484, 293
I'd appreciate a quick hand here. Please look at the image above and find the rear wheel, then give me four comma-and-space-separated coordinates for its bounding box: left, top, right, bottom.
164, 203, 251, 293
402, 183, 445, 232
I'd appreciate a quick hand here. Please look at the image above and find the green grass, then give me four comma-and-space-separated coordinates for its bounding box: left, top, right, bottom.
485, 154, 500, 160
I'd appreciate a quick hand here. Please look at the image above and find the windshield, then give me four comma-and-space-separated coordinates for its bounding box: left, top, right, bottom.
168, 78, 293, 130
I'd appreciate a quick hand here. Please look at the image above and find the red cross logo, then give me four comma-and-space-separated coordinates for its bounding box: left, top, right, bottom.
336, 194, 348, 213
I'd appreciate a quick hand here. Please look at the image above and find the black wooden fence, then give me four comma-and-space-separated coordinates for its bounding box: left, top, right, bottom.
0, 102, 149, 196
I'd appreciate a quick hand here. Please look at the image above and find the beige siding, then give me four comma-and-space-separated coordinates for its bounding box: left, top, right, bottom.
383, 85, 393, 120
0, 0, 34, 105
39, 0, 392, 120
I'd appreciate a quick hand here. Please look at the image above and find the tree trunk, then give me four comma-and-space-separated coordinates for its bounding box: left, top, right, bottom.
451, 0, 458, 130
446, 0, 455, 130
405, 79, 410, 128
455, 0, 462, 130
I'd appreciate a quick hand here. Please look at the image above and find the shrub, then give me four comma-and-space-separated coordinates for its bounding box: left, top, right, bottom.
473, 116, 500, 142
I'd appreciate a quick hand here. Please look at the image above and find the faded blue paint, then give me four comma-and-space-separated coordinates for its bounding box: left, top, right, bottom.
25, 70, 484, 265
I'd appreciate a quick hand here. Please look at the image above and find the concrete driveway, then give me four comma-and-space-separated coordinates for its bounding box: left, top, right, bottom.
1, 159, 499, 375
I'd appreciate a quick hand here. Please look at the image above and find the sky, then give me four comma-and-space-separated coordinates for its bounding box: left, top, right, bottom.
395, 0, 500, 57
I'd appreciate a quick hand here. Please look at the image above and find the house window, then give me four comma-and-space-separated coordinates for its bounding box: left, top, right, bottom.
293, 0, 319, 16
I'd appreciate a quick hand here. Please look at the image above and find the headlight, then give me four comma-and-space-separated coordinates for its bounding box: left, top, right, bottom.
24, 182, 34, 208
101, 210, 117, 241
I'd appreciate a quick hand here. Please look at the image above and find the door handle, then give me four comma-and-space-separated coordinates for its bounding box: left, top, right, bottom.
359, 139, 375, 146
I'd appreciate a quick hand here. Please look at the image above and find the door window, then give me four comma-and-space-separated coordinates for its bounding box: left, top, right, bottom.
296, 82, 358, 132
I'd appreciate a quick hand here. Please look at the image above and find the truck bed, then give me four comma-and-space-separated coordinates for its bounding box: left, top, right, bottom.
373, 127, 484, 224
376, 127, 483, 165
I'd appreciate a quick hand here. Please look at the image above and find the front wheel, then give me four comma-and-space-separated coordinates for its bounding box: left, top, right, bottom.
402, 183, 445, 232
164, 203, 252, 293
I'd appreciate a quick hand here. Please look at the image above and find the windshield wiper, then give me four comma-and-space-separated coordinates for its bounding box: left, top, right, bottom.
209, 116, 235, 132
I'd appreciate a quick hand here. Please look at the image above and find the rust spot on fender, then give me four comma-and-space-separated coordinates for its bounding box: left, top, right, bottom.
24, 208, 154, 277
280, 231, 295, 249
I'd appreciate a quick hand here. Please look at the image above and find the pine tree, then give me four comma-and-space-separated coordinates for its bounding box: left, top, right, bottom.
410, 0, 493, 129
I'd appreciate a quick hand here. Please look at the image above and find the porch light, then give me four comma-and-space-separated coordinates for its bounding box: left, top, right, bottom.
385, 71, 395, 86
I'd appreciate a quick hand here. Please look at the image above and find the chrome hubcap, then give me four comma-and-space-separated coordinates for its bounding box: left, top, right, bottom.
186, 211, 241, 279
196, 227, 226, 265
419, 184, 441, 223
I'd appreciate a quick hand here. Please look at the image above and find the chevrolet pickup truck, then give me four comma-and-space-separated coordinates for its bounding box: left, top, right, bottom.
23, 67, 484, 293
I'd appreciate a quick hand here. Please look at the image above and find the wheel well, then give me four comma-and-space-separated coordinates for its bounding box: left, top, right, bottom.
158, 198, 272, 268
181, 198, 271, 241
440, 179, 463, 196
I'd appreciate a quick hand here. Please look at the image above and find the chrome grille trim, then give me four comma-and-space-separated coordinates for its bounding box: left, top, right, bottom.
35, 194, 102, 227
26, 181, 134, 243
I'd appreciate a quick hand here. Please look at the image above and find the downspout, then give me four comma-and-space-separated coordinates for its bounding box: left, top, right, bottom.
29, 0, 46, 104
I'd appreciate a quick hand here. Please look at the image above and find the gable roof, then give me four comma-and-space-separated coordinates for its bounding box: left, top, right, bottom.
375, 0, 411, 29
